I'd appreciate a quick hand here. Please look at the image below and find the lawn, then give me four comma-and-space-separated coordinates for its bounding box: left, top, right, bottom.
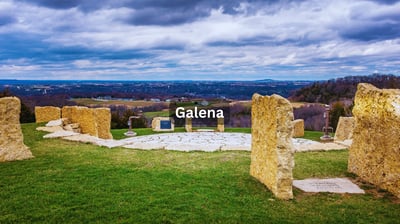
0, 124, 399, 223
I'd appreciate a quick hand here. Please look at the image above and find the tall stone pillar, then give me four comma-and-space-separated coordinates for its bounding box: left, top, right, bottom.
0, 97, 33, 162
250, 93, 294, 200
185, 118, 192, 132
216, 118, 224, 132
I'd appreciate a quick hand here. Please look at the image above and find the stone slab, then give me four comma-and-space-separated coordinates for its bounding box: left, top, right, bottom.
293, 178, 365, 194
43, 130, 79, 138
45, 119, 63, 127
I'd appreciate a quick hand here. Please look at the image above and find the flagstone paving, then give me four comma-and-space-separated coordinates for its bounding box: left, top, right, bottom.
41, 129, 347, 152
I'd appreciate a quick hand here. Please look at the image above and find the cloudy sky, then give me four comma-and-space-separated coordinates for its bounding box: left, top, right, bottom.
0, 0, 399, 80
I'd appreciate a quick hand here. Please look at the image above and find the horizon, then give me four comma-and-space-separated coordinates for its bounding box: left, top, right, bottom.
0, 0, 399, 80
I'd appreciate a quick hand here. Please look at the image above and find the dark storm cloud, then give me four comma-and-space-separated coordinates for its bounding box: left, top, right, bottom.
0, 33, 152, 63
15, 0, 112, 11
126, 7, 209, 26
123, 0, 286, 26
0, 15, 16, 26
339, 5, 400, 41
17, 0, 291, 25
367, 0, 400, 4
341, 22, 400, 41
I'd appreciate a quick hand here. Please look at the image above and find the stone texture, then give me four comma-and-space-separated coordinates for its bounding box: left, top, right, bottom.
45, 119, 63, 127
0, 97, 33, 162
61, 106, 112, 139
152, 117, 174, 132
216, 118, 224, 132
292, 119, 304, 137
35, 106, 61, 123
349, 83, 400, 198
94, 108, 113, 139
250, 93, 294, 200
293, 178, 364, 194
334, 117, 354, 142
185, 117, 192, 132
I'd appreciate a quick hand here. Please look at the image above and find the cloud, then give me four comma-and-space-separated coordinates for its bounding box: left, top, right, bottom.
0, 0, 399, 80
0, 15, 16, 26
337, 1, 400, 41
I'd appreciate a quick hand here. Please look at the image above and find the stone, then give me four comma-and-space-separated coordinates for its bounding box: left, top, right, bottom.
152, 117, 175, 132
63, 124, 81, 133
293, 178, 365, 194
36, 126, 64, 133
43, 130, 79, 138
61, 106, 112, 139
61, 106, 73, 121
185, 117, 192, 132
250, 93, 294, 200
0, 97, 33, 162
35, 106, 61, 123
334, 117, 354, 142
45, 119, 63, 127
216, 117, 224, 132
349, 83, 400, 198
292, 119, 304, 137
94, 108, 113, 139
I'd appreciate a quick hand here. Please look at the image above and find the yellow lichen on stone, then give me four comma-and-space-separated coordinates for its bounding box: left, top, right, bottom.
349, 83, 400, 198
216, 118, 224, 132
0, 97, 33, 162
292, 119, 304, 137
94, 108, 113, 139
61, 106, 112, 139
250, 93, 294, 200
35, 106, 61, 123
334, 117, 354, 142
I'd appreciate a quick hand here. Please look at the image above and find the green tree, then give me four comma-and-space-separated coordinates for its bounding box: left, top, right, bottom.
330, 101, 346, 131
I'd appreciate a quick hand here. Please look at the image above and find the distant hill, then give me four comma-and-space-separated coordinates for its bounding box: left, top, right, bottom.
289, 74, 400, 104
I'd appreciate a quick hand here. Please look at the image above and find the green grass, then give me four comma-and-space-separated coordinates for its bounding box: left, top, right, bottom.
301, 130, 325, 141
143, 111, 170, 118
0, 123, 399, 223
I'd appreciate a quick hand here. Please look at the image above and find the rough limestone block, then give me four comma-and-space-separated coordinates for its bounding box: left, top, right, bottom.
0, 97, 33, 162
292, 119, 304, 137
35, 106, 61, 123
62, 106, 112, 139
250, 93, 294, 200
185, 118, 192, 132
61, 106, 74, 121
349, 83, 400, 198
216, 118, 224, 132
72, 107, 98, 137
334, 117, 354, 142
152, 117, 174, 132
94, 108, 113, 139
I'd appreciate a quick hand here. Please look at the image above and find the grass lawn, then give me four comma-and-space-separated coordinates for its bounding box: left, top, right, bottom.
0, 124, 399, 223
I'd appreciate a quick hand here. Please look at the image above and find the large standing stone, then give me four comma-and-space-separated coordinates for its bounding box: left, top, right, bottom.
185, 118, 192, 132
0, 97, 33, 162
292, 119, 304, 137
349, 83, 400, 198
216, 118, 224, 132
35, 106, 61, 123
250, 93, 294, 200
94, 108, 113, 139
334, 117, 354, 142
62, 106, 112, 139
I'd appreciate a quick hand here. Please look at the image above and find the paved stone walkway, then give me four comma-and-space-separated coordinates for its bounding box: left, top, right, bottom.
40, 127, 348, 152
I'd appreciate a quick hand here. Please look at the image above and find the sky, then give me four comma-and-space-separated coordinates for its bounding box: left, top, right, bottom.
0, 0, 399, 80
